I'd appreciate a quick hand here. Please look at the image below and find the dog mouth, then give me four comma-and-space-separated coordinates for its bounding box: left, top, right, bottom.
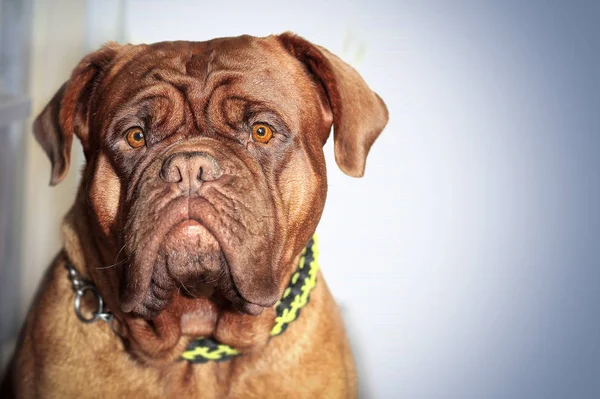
119, 196, 272, 318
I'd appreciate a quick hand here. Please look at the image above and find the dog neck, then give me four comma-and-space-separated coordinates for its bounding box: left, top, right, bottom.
60, 188, 302, 365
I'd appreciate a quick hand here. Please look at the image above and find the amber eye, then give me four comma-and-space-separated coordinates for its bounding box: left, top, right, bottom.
251, 124, 273, 143
125, 127, 145, 148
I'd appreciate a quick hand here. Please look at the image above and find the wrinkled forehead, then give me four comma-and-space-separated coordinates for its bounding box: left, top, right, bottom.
93, 36, 314, 132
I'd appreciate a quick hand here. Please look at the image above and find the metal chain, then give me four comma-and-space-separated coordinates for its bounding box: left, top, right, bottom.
65, 261, 114, 324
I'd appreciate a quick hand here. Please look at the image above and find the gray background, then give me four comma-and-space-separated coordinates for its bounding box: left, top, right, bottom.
122, 1, 600, 396
5, 0, 600, 397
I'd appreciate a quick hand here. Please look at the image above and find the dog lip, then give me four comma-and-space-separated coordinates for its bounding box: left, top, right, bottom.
242, 303, 265, 316
227, 273, 279, 309
225, 267, 280, 308
164, 218, 215, 245
176, 219, 202, 227
121, 197, 205, 313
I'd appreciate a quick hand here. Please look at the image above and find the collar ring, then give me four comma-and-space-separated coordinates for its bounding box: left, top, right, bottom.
66, 261, 114, 324
74, 284, 109, 323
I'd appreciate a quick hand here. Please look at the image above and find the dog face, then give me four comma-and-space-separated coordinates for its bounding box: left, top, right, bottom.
34, 34, 388, 319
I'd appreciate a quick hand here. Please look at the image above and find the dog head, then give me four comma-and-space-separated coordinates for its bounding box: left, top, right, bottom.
34, 33, 388, 319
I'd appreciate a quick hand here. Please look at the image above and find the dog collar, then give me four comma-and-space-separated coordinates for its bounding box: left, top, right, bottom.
65, 236, 320, 363
181, 235, 319, 363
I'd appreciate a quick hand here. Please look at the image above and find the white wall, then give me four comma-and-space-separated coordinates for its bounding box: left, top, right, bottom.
21, 0, 126, 320
22, 0, 88, 315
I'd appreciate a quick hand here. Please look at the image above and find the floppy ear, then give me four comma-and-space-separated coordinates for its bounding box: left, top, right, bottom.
33, 43, 120, 186
277, 32, 388, 177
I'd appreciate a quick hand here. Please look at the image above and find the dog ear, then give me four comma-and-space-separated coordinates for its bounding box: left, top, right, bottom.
277, 32, 388, 177
33, 43, 120, 186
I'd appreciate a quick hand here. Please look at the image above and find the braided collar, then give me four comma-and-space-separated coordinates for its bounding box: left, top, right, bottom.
66, 236, 320, 363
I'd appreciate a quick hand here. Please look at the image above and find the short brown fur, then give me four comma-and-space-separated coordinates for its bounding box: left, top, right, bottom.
2, 33, 387, 398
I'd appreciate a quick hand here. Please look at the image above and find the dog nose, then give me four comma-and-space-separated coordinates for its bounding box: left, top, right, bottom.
160, 151, 223, 190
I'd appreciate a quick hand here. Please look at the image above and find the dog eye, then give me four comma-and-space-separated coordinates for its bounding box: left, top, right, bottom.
251, 123, 273, 144
125, 127, 145, 148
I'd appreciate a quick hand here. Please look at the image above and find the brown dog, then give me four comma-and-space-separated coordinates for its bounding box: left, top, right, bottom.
1, 33, 387, 398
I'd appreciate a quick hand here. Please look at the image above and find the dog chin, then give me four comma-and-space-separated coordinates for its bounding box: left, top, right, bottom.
160, 219, 222, 280
124, 219, 266, 319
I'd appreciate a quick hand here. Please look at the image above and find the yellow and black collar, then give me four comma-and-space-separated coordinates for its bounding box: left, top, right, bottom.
181, 236, 320, 363
66, 236, 320, 364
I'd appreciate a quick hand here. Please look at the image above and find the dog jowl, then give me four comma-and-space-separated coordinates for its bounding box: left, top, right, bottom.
6, 33, 388, 397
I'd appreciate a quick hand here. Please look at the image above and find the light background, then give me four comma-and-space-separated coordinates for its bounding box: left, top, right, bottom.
13, 0, 600, 397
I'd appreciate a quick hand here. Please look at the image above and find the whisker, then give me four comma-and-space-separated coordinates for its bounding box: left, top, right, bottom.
96, 258, 128, 270
113, 244, 128, 264
180, 282, 198, 298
